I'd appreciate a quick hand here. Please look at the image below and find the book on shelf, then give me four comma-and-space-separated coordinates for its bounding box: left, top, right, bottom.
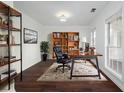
74, 35, 79, 41
0, 70, 17, 80
4, 56, 16, 59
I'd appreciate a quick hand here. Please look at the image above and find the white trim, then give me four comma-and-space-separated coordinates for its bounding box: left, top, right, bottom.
105, 66, 122, 80
101, 67, 124, 91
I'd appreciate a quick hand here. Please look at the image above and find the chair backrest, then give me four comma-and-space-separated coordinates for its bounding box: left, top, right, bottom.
53, 46, 63, 62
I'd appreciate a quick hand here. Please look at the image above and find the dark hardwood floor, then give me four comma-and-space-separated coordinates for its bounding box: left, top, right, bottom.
15, 60, 122, 92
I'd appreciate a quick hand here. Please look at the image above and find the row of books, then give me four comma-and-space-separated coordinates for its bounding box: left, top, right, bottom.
68, 35, 79, 41
53, 32, 61, 38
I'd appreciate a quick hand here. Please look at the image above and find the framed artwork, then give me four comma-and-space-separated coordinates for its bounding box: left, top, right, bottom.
24, 28, 38, 44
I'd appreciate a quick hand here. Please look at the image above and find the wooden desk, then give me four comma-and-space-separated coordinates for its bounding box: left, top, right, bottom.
70, 52, 103, 79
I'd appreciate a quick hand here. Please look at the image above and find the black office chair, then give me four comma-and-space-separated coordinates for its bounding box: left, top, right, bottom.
53, 46, 71, 73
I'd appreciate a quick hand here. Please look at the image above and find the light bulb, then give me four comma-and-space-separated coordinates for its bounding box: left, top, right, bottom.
60, 18, 67, 22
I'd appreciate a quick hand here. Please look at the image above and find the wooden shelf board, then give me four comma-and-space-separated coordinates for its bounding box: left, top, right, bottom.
0, 2, 8, 15
62, 37, 68, 40
0, 44, 20, 47
63, 49, 68, 50
62, 45, 68, 46
10, 8, 21, 16
68, 40, 79, 42
0, 24, 21, 31
0, 2, 21, 17
68, 50, 79, 51
68, 32, 79, 34
53, 38, 62, 39
0, 59, 21, 67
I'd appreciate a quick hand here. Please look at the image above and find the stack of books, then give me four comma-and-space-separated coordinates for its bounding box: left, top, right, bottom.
3, 56, 16, 62
0, 70, 17, 80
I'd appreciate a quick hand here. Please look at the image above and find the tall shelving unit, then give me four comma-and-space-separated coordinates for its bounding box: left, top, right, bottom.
0, 2, 22, 90
52, 32, 79, 58
68, 32, 79, 56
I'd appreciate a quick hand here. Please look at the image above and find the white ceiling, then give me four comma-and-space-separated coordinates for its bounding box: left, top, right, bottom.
14, 1, 109, 26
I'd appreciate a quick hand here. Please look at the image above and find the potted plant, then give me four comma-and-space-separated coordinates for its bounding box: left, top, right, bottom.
40, 41, 49, 61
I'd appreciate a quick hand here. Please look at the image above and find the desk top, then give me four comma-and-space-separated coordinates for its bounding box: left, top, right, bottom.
70, 52, 103, 58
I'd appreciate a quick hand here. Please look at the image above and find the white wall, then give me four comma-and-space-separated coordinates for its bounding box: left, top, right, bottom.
21, 13, 42, 70
13, 7, 43, 71
90, 2, 124, 91
41, 26, 91, 58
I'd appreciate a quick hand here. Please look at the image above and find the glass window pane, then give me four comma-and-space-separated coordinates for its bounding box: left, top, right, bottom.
106, 14, 122, 77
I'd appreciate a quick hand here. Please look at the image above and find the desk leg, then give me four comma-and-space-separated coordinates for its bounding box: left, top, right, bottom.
96, 57, 101, 79
70, 59, 74, 79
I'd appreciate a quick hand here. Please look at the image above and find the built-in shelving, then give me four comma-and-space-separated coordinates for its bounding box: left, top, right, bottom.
52, 32, 79, 58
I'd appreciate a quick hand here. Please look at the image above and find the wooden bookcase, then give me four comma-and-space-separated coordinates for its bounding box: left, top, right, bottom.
52, 32, 79, 58
0, 2, 22, 90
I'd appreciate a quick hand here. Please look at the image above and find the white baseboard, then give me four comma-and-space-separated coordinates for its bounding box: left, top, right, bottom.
101, 67, 124, 91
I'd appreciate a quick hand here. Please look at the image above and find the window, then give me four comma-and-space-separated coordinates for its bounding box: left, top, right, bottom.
91, 29, 96, 47
105, 10, 122, 79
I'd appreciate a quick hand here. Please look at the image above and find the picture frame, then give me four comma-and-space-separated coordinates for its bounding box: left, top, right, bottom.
24, 28, 38, 44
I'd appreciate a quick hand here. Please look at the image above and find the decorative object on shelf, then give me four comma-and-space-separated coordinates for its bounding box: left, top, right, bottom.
79, 47, 83, 53
2, 20, 7, 25
90, 47, 95, 54
57, 32, 60, 38
3, 18, 13, 26
53, 33, 57, 38
24, 28, 38, 44
5, 33, 15, 44
0, 34, 5, 41
0, 34, 7, 44
40, 41, 49, 61
74, 35, 79, 41
0, 56, 16, 66
0, 16, 2, 24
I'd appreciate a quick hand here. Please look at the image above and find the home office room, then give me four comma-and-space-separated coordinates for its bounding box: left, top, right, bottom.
0, 0, 124, 92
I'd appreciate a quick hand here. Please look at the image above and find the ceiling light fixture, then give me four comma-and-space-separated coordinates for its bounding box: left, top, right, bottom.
60, 14, 67, 22
56, 11, 71, 22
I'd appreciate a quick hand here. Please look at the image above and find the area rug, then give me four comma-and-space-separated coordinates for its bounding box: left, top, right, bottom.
37, 60, 107, 81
